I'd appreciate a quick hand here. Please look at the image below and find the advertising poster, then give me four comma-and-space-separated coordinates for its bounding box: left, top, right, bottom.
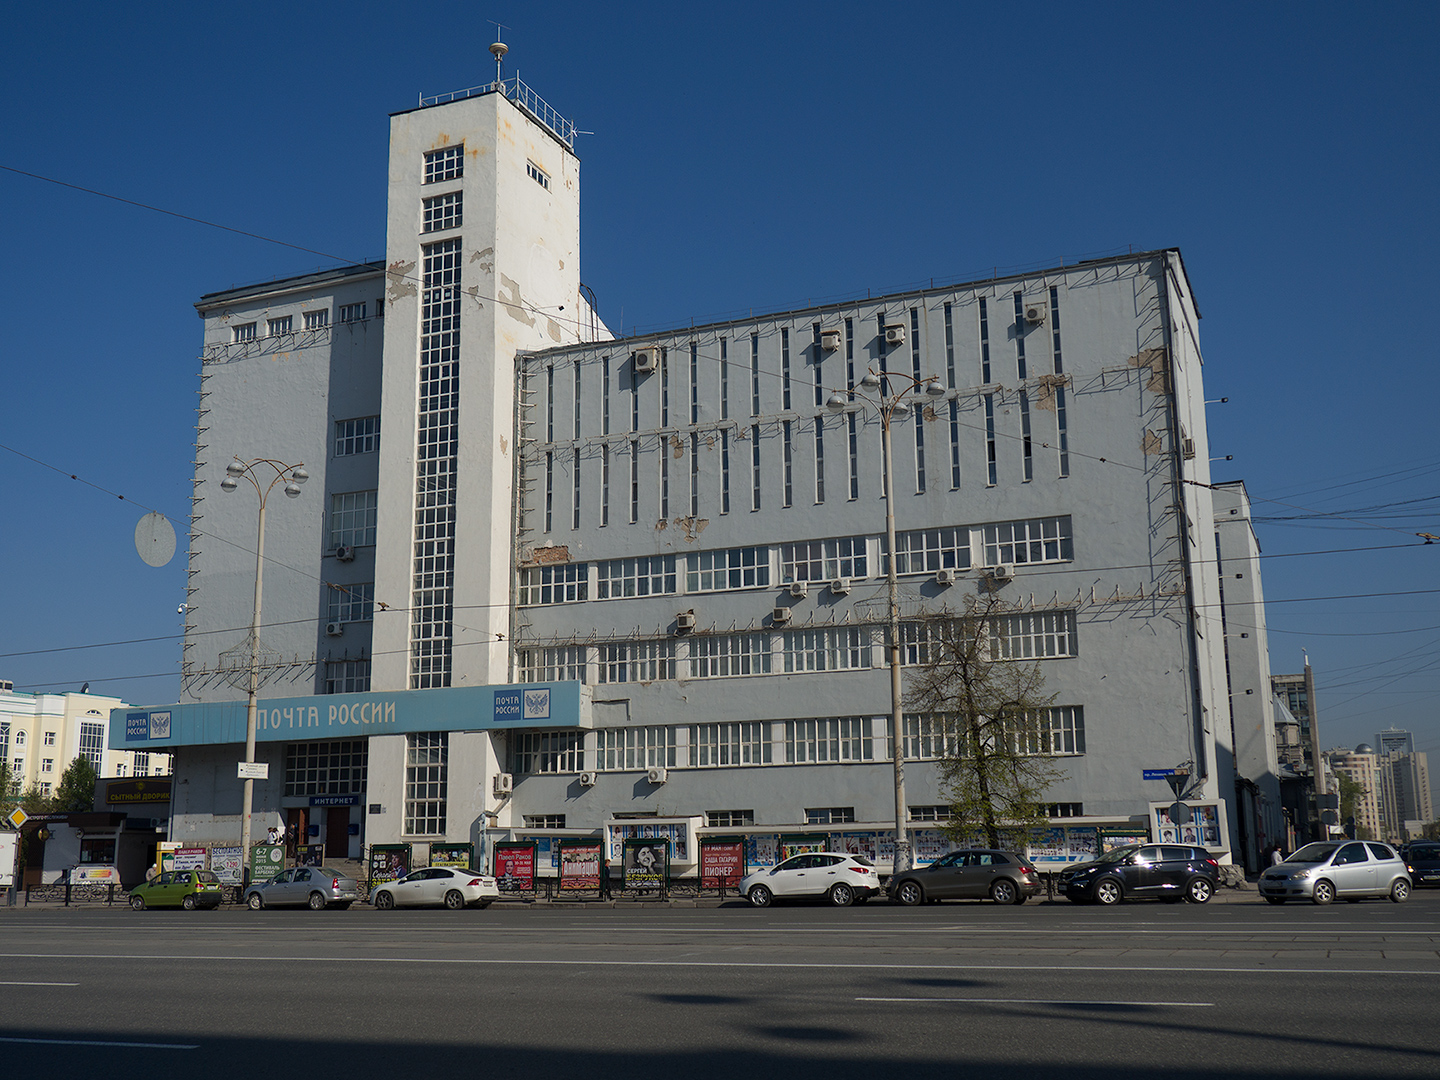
700, 840, 745, 887
912, 830, 951, 864
429, 843, 473, 870
1101, 827, 1149, 852
368, 844, 411, 890
1066, 827, 1099, 860
558, 840, 603, 891
69, 865, 120, 886
837, 832, 879, 861
297, 843, 324, 867
745, 834, 779, 869
622, 838, 670, 890
173, 847, 208, 871
609, 822, 689, 862
210, 846, 244, 885
249, 843, 285, 882
780, 835, 827, 860
493, 843, 536, 891
1152, 803, 1223, 846
159, 841, 181, 873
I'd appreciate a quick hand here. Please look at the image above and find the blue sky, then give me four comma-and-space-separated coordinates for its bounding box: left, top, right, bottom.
1, 2, 1437, 764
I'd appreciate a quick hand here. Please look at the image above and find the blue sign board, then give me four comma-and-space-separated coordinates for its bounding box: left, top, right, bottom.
110, 682, 588, 750
1143, 769, 1178, 780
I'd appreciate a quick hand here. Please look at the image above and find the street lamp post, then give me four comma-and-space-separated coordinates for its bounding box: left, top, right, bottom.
829, 371, 946, 876
220, 456, 307, 882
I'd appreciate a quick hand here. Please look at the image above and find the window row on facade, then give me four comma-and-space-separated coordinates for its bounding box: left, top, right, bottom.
229, 302, 378, 343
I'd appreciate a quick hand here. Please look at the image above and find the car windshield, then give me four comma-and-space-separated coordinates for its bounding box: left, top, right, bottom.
849, 855, 874, 867
1409, 845, 1440, 857
1287, 843, 1341, 864
1094, 847, 1136, 865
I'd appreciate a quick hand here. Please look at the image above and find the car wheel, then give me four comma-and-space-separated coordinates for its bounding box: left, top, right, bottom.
130, 895, 146, 911
182, 895, 197, 911
1265, 896, 1286, 905
1391, 879, 1411, 903
373, 890, 395, 910
308, 892, 328, 911
990, 879, 1018, 905
829, 883, 855, 907
1311, 879, 1335, 905
246, 893, 263, 911
895, 880, 924, 906
1185, 877, 1212, 904
748, 884, 773, 908
1094, 878, 1123, 905
444, 889, 466, 910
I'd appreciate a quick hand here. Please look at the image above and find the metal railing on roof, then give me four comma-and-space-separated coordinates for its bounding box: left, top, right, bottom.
419, 74, 575, 150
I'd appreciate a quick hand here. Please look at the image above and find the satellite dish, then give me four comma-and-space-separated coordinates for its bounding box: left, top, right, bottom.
135, 512, 177, 567
1168, 801, 1194, 826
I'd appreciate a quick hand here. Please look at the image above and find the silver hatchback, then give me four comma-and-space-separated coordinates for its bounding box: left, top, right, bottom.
245, 866, 360, 910
1259, 841, 1411, 905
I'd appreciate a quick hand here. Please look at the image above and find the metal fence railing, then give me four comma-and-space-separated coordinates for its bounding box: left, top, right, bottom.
418, 75, 576, 149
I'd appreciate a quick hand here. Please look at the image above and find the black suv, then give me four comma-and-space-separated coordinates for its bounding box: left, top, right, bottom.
1060, 844, 1219, 905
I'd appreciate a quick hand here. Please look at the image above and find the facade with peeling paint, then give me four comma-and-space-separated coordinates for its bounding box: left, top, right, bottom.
145, 72, 1284, 877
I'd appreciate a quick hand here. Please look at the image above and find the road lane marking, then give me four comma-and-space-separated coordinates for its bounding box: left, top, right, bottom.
858, 997, 1215, 1007
0, 981, 78, 986
0, 1037, 197, 1049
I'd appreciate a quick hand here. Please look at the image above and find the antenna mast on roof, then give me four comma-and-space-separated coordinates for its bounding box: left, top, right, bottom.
489, 21, 509, 88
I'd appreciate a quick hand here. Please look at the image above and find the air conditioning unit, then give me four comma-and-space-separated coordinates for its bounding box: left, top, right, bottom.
646, 767, 668, 785
675, 611, 696, 633
579, 771, 598, 787
820, 329, 842, 352
335, 545, 355, 562
1023, 301, 1048, 325
935, 568, 956, 586
990, 564, 1014, 581
885, 325, 906, 346
1182, 437, 1196, 460
633, 347, 657, 374
772, 606, 792, 624
789, 581, 808, 600
830, 578, 851, 595
493, 773, 514, 795
325, 622, 345, 637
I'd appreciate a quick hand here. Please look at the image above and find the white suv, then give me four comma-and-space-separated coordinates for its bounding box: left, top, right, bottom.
739, 853, 880, 907
1259, 840, 1411, 905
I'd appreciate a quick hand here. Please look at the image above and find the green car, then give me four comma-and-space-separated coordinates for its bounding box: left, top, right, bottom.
128, 870, 224, 910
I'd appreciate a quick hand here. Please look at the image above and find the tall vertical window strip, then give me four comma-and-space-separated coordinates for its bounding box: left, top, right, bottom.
544, 451, 554, 531
848, 412, 859, 500
660, 443, 670, 518
629, 439, 640, 523
1020, 389, 1033, 482
750, 335, 761, 416
601, 445, 610, 526
814, 417, 826, 504
721, 431, 731, 514
781, 329, 791, 410
572, 448, 581, 528
404, 732, 448, 835
602, 357, 611, 435
1056, 386, 1070, 478
751, 425, 762, 510
660, 349, 669, 427
411, 237, 461, 689
79, 722, 105, 770
423, 145, 463, 184
545, 366, 555, 442
845, 318, 855, 397
1013, 293, 1027, 381
944, 302, 955, 388
911, 308, 925, 493
782, 421, 793, 508
630, 360, 640, 432
690, 343, 700, 424
1049, 285, 1064, 375
813, 324, 824, 406
690, 433, 699, 515
573, 362, 582, 439
979, 297, 991, 384
719, 338, 728, 419
984, 393, 998, 485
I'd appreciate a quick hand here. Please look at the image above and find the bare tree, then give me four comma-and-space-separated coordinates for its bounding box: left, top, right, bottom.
904, 592, 1069, 850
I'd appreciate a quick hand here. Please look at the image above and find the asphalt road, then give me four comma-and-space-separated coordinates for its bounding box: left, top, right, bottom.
2, 892, 1438, 1079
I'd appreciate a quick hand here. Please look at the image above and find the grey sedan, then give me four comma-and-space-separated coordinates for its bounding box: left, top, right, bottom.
1259, 841, 1411, 905
888, 849, 1042, 905
245, 866, 360, 910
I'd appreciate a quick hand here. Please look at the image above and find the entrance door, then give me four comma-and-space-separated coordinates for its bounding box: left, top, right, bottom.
325, 807, 349, 859
285, 807, 308, 857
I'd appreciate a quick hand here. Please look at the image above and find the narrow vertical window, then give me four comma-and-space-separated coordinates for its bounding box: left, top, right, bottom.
572, 449, 581, 528
814, 416, 826, 504
911, 308, 925, 494
1050, 285, 1064, 375
781, 328, 791, 410
631, 359, 640, 433
984, 394, 998, 486
1056, 386, 1070, 478
751, 424, 762, 510
1013, 293, 1027, 381
943, 302, 955, 389
812, 324, 824, 406
689, 342, 699, 425
690, 433, 699, 516
848, 412, 859, 500
660, 348, 669, 427
546, 366, 555, 442
1020, 389, 1033, 482
573, 362, 582, 439
660, 440, 670, 518
979, 297, 991, 384
782, 420, 793, 508
751, 334, 760, 416
949, 399, 961, 490
720, 338, 729, 420
601, 445, 610, 525
721, 431, 731, 514
877, 313, 889, 397
602, 357, 611, 435
630, 438, 640, 523
845, 318, 855, 398
544, 451, 554, 532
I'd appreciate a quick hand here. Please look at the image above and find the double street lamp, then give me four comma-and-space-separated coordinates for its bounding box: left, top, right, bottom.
828, 370, 946, 875
220, 456, 308, 878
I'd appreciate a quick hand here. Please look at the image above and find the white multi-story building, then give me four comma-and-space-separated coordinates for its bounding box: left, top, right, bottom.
0, 685, 168, 797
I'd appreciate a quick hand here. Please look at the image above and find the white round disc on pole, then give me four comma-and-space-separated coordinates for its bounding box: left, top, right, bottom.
134, 512, 177, 567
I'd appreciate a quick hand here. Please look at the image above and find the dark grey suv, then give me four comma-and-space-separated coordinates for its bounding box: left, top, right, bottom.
1061, 844, 1219, 905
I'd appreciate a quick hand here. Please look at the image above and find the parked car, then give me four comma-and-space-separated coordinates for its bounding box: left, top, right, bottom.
888, 849, 1041, 905
1402, 842, 1440, 888
739, 853, 880, 907
128, 869, 224, 911
245, 866, 360, 910
1259, 840, 1411, 904
370, 867, 499, 909
1060, 844, 1218, 905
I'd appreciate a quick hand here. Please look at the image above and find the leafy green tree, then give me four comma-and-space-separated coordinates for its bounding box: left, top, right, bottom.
1335, 773, 1373, 841
0, 761, 20, 813
904, 593, 1068, 850
51, 756, 98, 813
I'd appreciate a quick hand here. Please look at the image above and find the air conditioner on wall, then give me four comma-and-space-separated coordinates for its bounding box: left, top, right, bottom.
990, 564, 1014, 581
773, 606, 791, 624
885, 325, 906, 346
647, 767, 668, 785
830, 578, 851, 595
335, 545, 355, 562
789, 581, 808, 600
325, 622, 345, 637
820, 329, 842, 352
675, 611, 696, 633
633, 347, 657, 374
579, 771, 598, 787
493, 773, 514, 795
935, 568, 956, 586
1023, 302, 1047, 325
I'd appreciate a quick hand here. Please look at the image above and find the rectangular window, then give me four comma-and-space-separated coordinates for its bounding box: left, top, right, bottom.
848, 413, 859, 500
232, 322, 256, 343
691, 633, 771, 678
523, 814, 567, 829
598, 641, 676, 684
1056, 387, 1070, 478
719, 337, 729, 419
780, 537, 867, 583
598, 726, 676, 770
517, 646, 586, 683
601, 444, 610, 526
573, 362, 582, 439
691, 723, 772, 767
814, 417, 825, 504
890, 527, 970, 574
910, 805, 951, 822
327, 582, 374, 623
989, 610, 1078, 660
572, 448, 581, 529
42, 758, 53, 773
1013, 292, 1027, 381
1049, 285, 1064, 375
660, 348, 669, 427
782, 628, 872, 673
911, 308, 926, 494
982, 516, 1073, 565
787, 718, 873, 764
707, 809, 756, 827
900, 621, 945, 667
1020, 389, 1033, 482
805, 806, 857, 825
422, 190, 462, 232
660, 441, 669, 518
602, 357, 611, 434
404, 732, 447, 836
42, 731, 54, 747
691, 342, 700, 424
267, 316, 292, 336
751, 334, 761, 416
547, 451, 557, 532
781, 328, 791, 410
720, 431, 731, 514
329, 491, 378, 548
1046, 803, 1084, 818
845, 318, 855, 397
304, 309, 329, 330
629, 439, 640, 524
902, 715, 956, 760
690, 433, 699, 516
511, 731, 583, 775
133, 751, 149, 777
979, 297, 991, 384
518, 562, 589, 605
338, 302, 367, 323
546, 365, 555, 443
943, 302, 955, 389
424, 145, 464, 184
334, 415, 380, 457
751, 424, 761, 510
782, 421, 793, 508
526, 159, 551, 190
630, 360, 640, 433
598, 555, 677, 598
949, 399, 961, 490
984, 393, 998, 485
1013, 706, 1086, 756
324, 658, 371, 694
285, 740, 368, 797
687, 547, 770, 592
813, 324, 825, 407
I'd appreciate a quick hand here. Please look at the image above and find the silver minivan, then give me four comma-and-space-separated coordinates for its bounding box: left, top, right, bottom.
1259, 841, 1411, 905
